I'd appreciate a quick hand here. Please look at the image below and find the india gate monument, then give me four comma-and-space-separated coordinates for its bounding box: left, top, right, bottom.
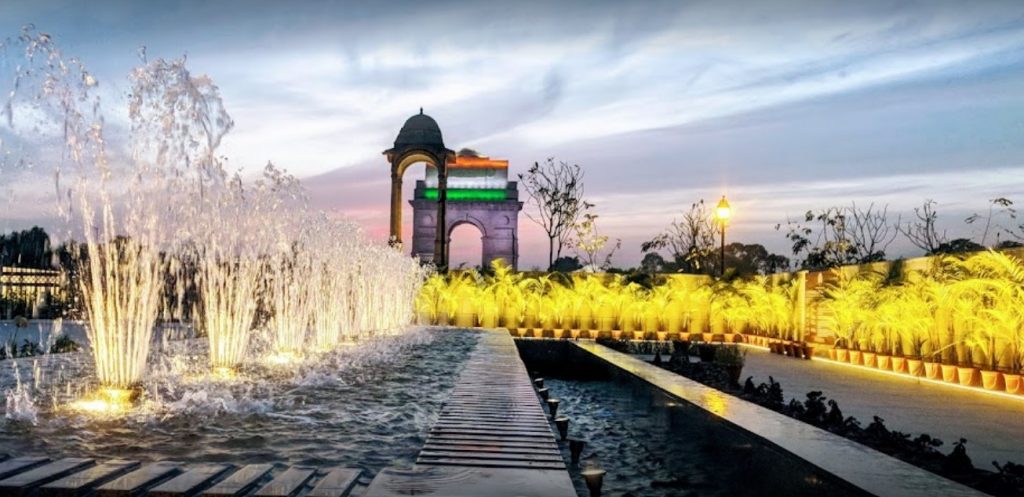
384, 110, 523, 270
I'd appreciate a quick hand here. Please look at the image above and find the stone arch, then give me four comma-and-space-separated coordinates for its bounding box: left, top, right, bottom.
409, 199, 520, 269
447, 219, 487, 268
447, 216, 488, 240
383, 110, 454, 268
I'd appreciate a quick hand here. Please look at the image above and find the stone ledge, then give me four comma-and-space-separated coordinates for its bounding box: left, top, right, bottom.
570, 340, 986, 497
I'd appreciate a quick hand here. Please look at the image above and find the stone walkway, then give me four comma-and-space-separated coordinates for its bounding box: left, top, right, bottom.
364, 330, 575, 497
742, 347, 1024, 467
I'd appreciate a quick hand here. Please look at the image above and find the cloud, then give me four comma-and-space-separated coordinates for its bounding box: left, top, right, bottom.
3, 0, 1024, 268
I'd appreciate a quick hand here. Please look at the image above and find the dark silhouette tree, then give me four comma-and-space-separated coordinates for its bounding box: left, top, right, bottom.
518, 158, 586, 270
898, 199, 947, 254
642, 199, 717, 274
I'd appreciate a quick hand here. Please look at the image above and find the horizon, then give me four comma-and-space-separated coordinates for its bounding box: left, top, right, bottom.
2, 0, 1024, 269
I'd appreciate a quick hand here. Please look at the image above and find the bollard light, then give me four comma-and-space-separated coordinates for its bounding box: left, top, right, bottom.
569, 439, 586, 465
581, 468, 606, 497
533, 377, 544, 389
546, 398, 560, 418
554, 416, 569, 441
538, 387, 550, 400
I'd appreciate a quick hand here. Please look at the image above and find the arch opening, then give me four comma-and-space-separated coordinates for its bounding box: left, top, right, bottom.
447, 221, 485, 270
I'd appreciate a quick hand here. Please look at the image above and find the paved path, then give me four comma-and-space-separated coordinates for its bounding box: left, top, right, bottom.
364, 329, 575, 497
743, 347, 1024, 467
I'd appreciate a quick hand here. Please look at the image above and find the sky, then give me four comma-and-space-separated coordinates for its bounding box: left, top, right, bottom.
1, 0, 1023, 268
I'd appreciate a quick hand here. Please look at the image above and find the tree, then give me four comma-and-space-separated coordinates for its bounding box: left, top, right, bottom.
933, 238, 985, 255
550, 256, 583, 273
572, 203, 620, 271
642, 199, 717, 274
518, 158, 586, 269
0, 227, 52, 268
779, 202, 896, 270
897, 199, 947, 255
640, 252, 667, 273
723, 242, 791, 275
966, 197, 1020, 247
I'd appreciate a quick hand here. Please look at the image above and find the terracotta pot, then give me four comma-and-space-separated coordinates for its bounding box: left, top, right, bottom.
724, 333, 737, 343
702, 333, 714, 343
515, 328, 528, 337
611, 330, 623, 340
678, 332, 692, 342
570, 329, 582, 339
957, 367, 980, 387
876, 355, 892, 370
480, 315, 498, 329
1004, 373, 1023, 394
892, 357, 909, 374
862, 352, 877, 368
587, 330, 600, 339
632, 331, 645, 340
827, 349, 837, 361
802, 345, 814, 360
981, 370, 1004, 391
940, 364, 959, 383
835, 348, 849, 363
787, 343, 800, 358
849, 350, 862, 365
656, 331, 668, 341
905, 358, 922, 377
923, 361, 940, 379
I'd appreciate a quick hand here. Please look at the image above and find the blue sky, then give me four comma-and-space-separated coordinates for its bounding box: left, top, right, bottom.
1, 0, 1024, 268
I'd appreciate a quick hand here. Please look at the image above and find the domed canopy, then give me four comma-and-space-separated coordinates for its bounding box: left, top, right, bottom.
393, 109, 444, 148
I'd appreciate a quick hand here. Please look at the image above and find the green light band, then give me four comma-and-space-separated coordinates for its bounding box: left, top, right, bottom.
423, 188, 507, 201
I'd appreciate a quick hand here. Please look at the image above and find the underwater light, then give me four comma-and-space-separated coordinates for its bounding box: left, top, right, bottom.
68, 387, 137, 415
266, 351, 300, 366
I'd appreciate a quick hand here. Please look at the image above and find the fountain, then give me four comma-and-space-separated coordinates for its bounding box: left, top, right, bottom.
0, 26, 590, 497
0, 24, 427, 418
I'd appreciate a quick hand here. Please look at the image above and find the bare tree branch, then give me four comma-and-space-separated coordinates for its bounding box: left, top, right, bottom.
518, 158, 586, 269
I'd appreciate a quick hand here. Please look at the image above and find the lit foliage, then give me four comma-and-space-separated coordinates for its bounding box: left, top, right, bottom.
821, 251, 1024, 372
416, 260, 801, 338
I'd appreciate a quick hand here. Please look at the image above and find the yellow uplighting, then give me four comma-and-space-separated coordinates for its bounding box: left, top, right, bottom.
266, 351, 300, 366
815, 355, 1024, 403
702, 389, 729, 416
67, 387, 136, 416
736, 341, 1024, 403
212, 367, 238, 380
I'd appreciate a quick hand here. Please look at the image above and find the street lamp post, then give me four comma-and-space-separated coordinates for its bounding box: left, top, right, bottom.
714, 196, 731, 276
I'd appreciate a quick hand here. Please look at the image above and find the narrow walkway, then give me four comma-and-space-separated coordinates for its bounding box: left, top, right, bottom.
364, 330, 576, 497
743, 347, 1024, 466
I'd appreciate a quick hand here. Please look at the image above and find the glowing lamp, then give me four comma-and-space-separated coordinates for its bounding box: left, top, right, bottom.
715, 196, 732, 223
714, 195, 731, 276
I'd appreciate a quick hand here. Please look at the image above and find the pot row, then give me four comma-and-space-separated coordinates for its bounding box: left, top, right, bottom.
827, 348, 1024, 395
751, 337, 814, 360
505, 328, 746, 343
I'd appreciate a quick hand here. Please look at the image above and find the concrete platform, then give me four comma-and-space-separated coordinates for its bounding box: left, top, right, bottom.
365, 329, 576, 497
742, 346, 1024, 465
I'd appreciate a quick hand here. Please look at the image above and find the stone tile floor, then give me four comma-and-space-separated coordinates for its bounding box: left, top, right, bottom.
742, 347, 1024, 467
